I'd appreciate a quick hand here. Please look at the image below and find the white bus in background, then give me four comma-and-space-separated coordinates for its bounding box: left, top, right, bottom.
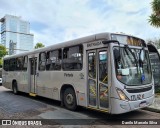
147, 44, 160, 92
2, 32, 154, 114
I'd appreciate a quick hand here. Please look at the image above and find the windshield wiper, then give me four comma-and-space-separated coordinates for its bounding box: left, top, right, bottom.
124, 45, 139, 74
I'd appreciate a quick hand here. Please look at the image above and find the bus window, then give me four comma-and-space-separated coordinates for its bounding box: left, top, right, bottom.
46, 49, 62, 70
23, 56, 28, 71
63, 45, 83, 71
39, 52, 46, 71
99, 51, 108, 83
16, 57, 23, 71
4, 60, 9, 71
149, 53, 160, 88
88, 52, 96, 78
9, 58, 16, 71
114, 47, 152, 85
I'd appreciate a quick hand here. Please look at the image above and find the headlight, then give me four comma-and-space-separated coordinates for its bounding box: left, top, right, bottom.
116, 88, 130, 101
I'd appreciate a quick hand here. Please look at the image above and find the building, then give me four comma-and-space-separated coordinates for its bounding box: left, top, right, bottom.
0, 14, 34, 55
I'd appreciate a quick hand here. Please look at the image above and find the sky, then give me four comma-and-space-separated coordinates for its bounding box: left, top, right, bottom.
0, 0, 160, 46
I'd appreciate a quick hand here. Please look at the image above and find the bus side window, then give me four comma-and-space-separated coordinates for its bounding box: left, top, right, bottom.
23, 56, 28, 71
16, 57, 23, 71
4, 60, 9, 71
9, 58, 16, 71
63, 45, 83, 71
39, 52, 46, 71
46, 49, 62, 71
46, 52, 50, 70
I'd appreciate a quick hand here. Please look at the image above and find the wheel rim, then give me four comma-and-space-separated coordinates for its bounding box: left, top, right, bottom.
66, 94, 74, 105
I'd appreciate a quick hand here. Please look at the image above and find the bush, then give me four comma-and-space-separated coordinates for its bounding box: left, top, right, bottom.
155, 87, 160, 93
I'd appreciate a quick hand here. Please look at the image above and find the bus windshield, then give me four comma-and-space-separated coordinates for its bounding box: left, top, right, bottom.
114, 47, 152, 86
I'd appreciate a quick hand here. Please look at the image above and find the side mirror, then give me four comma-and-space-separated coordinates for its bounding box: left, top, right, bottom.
140, 49, 145, 62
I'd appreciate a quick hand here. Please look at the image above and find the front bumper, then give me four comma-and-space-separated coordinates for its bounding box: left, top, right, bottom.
110, 95, 154, 114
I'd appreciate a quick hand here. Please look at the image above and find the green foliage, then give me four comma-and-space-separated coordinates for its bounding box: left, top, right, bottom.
34, 42, 45, 49
0, 59, 2, 68
149, 0, 160, 27
149, 14, 160, 27
151, 0, 160, 13
155, 87, 160, 93
0, 45, 8, 58
0, 45, 8, 67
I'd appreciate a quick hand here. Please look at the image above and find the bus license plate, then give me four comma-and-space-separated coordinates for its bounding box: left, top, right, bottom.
139, 101, 146, 107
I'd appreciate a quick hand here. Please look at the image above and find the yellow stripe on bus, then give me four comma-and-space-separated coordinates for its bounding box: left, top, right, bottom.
29, 93, 37, 97
87, 106, 108, 112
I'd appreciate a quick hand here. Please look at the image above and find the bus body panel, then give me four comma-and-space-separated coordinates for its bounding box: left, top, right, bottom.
36, 71, 86, 101
2, 71, 29, 93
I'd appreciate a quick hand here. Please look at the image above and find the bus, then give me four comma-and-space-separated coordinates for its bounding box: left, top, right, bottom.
147, 43, 160, 93
2, 32, 154, 114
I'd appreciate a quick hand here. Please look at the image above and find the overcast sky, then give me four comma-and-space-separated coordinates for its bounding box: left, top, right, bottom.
0, 0, 159, 46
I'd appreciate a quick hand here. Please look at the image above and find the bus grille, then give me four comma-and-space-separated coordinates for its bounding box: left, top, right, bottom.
126, 86, 152, 93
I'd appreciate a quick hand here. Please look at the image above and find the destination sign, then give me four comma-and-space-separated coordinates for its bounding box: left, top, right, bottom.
111, 34, 146, 47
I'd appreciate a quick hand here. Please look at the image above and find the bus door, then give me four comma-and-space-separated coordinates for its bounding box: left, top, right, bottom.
87, 48, 108, 110
29, 57, 37, 94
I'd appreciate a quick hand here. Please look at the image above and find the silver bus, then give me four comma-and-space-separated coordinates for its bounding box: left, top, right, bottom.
2, 32, 154, 114
147, 43, 160, 93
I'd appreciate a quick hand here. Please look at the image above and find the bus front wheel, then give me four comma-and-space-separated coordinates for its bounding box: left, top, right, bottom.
63, 88, 77, 111
12, 81, 18, 95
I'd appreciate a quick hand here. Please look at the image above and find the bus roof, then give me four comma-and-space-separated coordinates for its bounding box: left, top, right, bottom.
3, 32, 144, 59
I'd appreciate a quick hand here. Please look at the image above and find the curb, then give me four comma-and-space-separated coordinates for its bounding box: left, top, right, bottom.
143, 107, 160, 113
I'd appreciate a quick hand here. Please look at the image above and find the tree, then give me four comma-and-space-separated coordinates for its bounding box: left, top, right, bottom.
0, 45, 8, 58
0, 45, 8, 67
149, 0, 160, 27
34, 42, 45, 49
155, 39, 160, 48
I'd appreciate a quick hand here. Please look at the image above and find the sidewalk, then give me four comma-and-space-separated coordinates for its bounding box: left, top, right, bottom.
144, 94, 160, 113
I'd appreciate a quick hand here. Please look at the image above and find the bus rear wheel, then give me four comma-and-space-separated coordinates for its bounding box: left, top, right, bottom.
63, 88, 77, 111
12, 81, 18, 95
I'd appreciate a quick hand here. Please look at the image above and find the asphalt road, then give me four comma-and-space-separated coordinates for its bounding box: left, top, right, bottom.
0, 86, 160, 128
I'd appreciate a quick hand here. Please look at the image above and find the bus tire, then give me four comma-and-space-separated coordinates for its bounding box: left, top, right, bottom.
12, 81, 18, 95
63, 88, 77, 111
